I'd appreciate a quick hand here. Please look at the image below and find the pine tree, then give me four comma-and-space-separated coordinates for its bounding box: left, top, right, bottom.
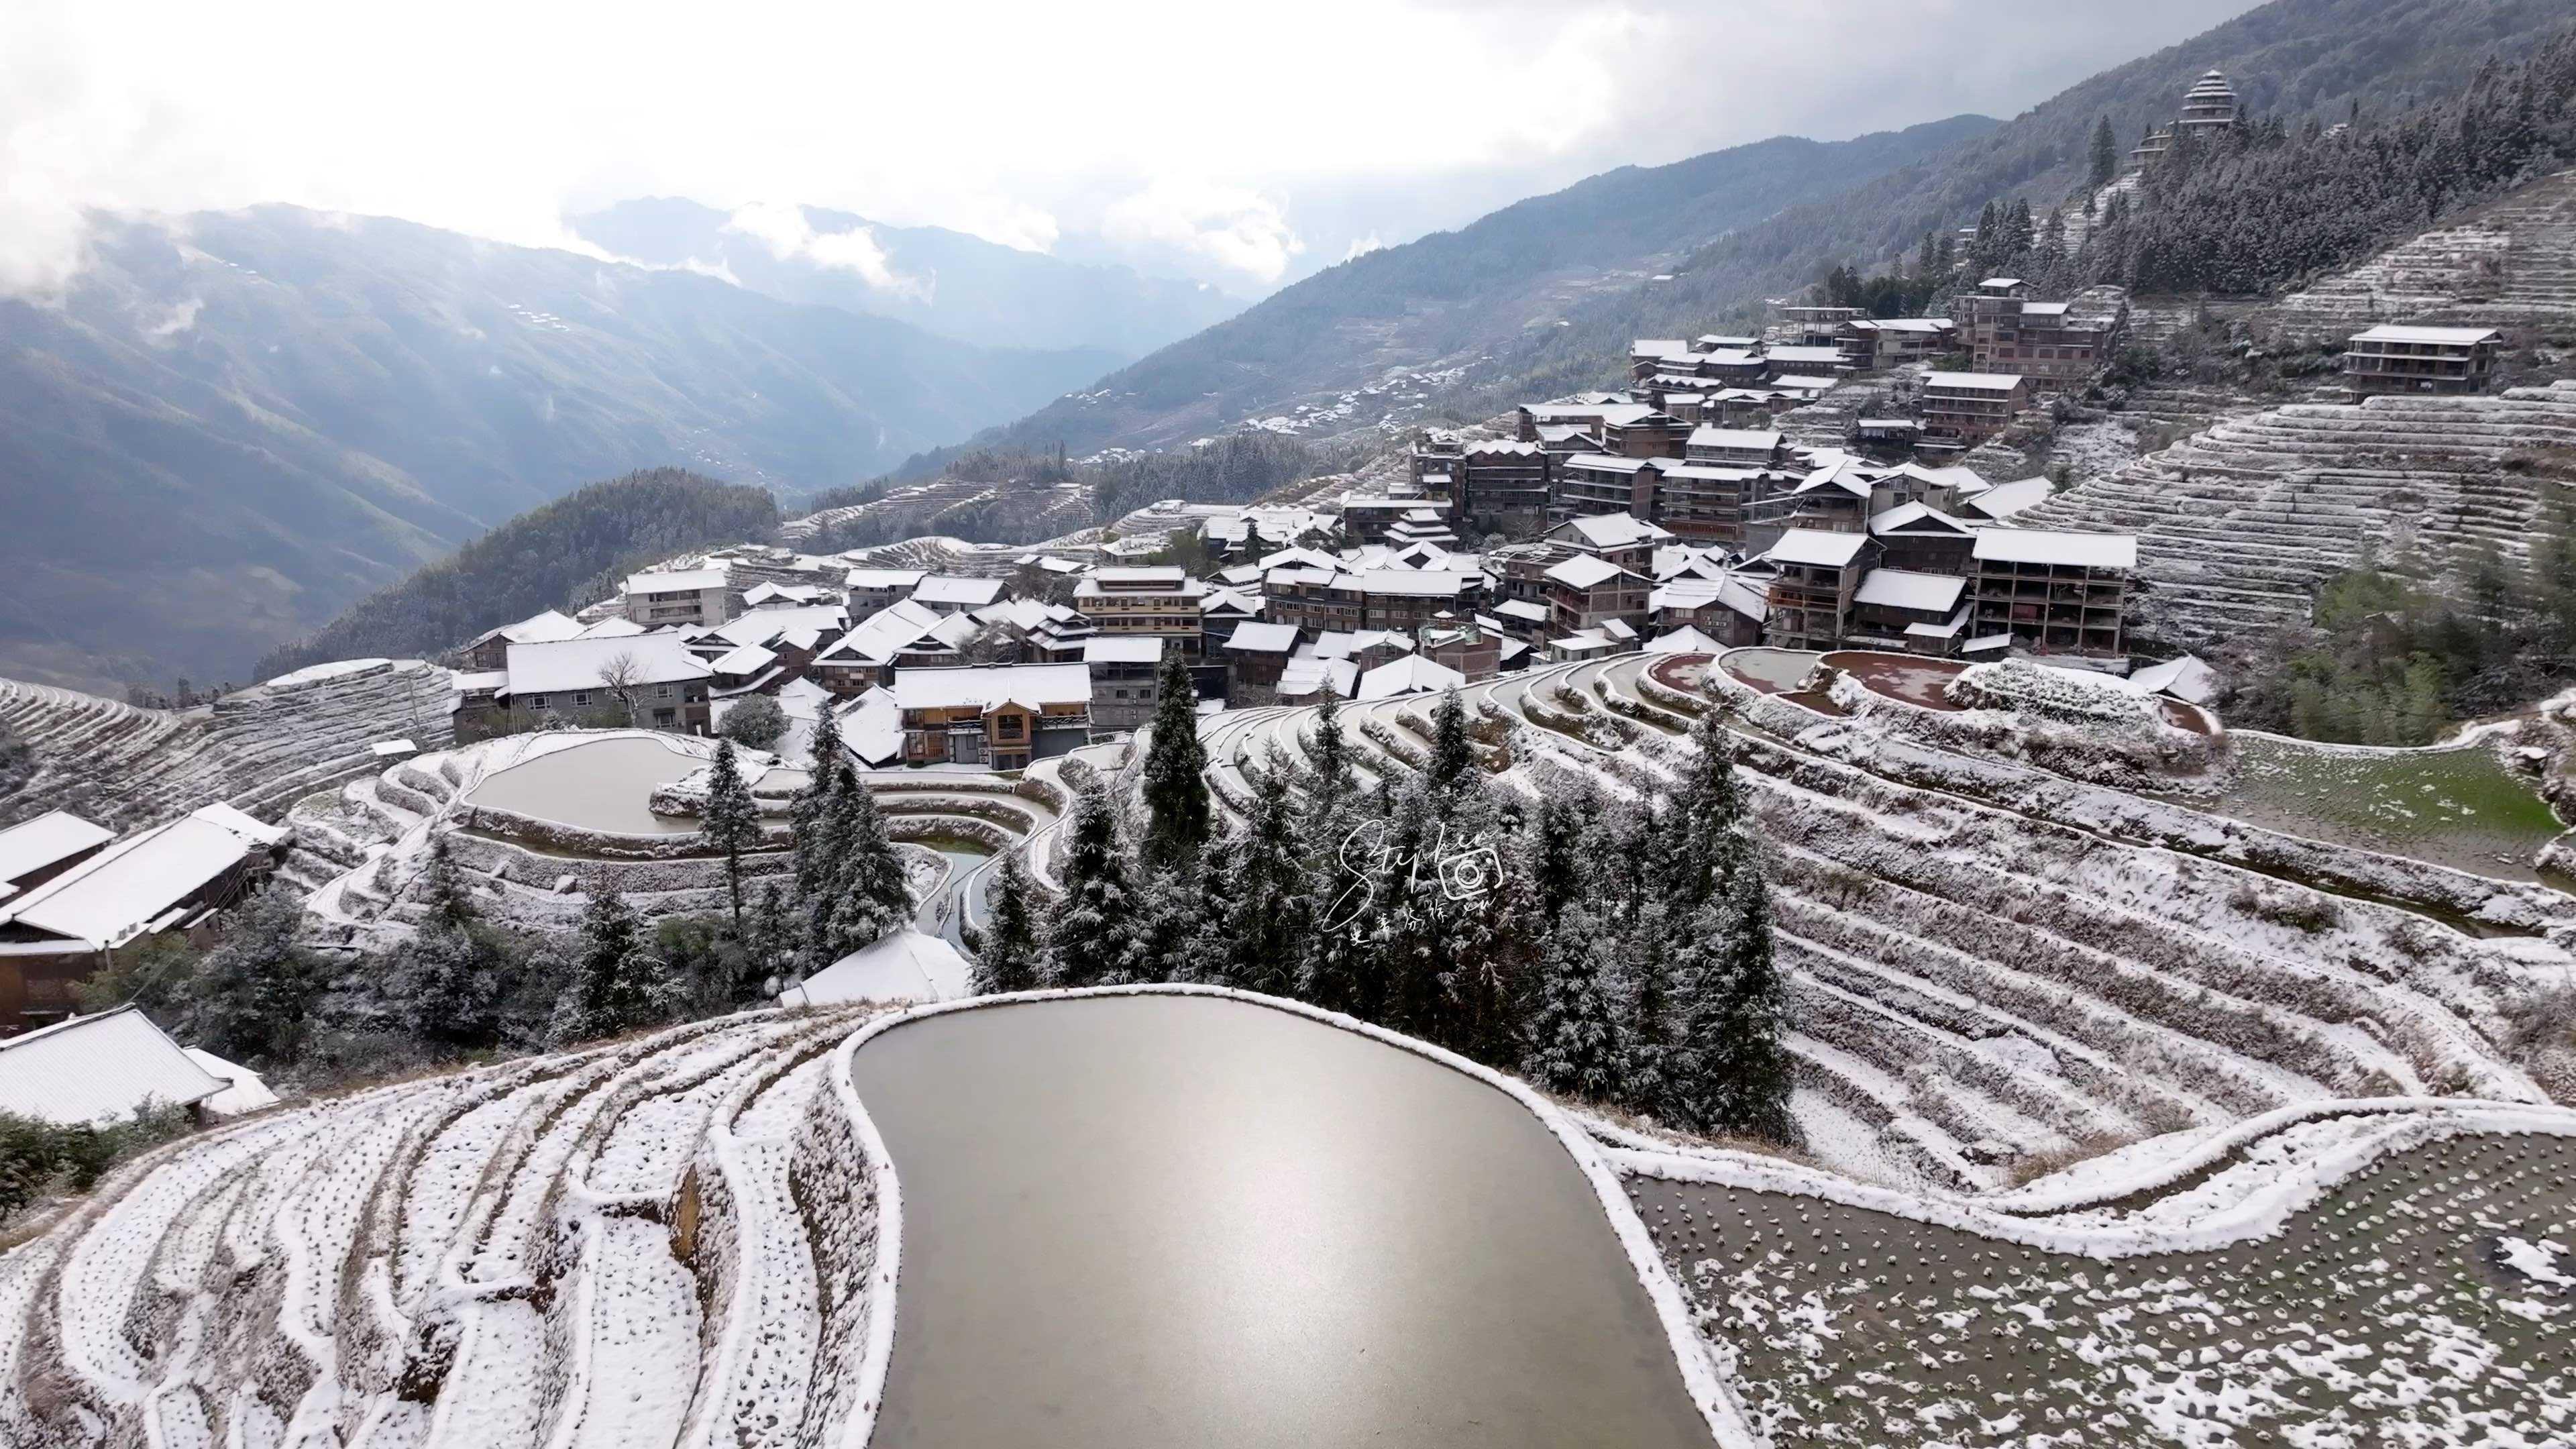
1309, 691, 1350, 806
973, 848, 1044, 995
2089, 113, 2118, 187
189, 882, 330, 1064
1527, 906, 1625, 1104
1140, 649, 1212, 872
1619, 902, 1678, 1123
391, 839, 506, 1051
747, 881, 796, 996
1670, 706, 1746, 913
792, 708, 844, 906
1426, 688, 1474, 795
1227, 754, 1312, 998
1044, 784, 1143, 987
817, 765, 910, 965
702, 739, 763, 926
1915, 229, 1937, 275
1673, 857, 1800, 1146
549, 884, 680, 1045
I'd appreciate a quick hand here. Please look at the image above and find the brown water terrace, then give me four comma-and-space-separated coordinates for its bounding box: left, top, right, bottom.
463, 735, 703, 835
846, 994, 1713, 1448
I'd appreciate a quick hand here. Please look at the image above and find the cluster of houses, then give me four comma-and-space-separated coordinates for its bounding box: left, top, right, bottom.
0, 804, 290, 1035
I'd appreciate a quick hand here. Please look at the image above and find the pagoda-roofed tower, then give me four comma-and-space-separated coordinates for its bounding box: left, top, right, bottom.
2178, 68, 2239, 133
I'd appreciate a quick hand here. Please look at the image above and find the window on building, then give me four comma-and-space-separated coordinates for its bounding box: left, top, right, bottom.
526, 694, 549, 710
573, 692, 592, 707
655, 685, 674, 700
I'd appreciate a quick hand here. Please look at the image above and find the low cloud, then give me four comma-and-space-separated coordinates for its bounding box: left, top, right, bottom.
723, 201, 929, 302
1340, 233, 1386, 264
1101, 180, 1304, 286
144, 296, 201, 337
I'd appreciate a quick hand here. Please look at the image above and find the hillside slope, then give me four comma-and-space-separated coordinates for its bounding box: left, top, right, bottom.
572, 197, 1244, 357
0, 207, 1116, 692
947, 115, 1998, 460
254, 469, 782, 679
1485, 0, 2576, 401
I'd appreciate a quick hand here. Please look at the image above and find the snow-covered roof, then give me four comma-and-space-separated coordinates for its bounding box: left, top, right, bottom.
183, 1047, 280, 1116
703, 604, 846, 649
1355, 655, 1467, 701
0, 810, 113, 888
2020, 301, 2070, 317
496, 609, 585, 645
370, 739, 421, 759
1336, 569, 1479, 597
784, 928, 975, 1008
191, 801, 287, 849
577, 617, 647, 640
2129, 654, 2218, 705
1199, 586, 1264, 616
625, 566, 727, 594
2350, 324, 2502, 346
1871, 501, 1978, 536
845, 567, 928, 590
1964, 478, 2055, 521
838, 688, 905, 767
1224, 622, 1301, 654
911, 575, 1008, 608
1855, 568, 1968, 613
1277, 657, 1359, 700
710, 643, 779, 677
1766, 345, 1844, 366
1645, 625, 1723, 654
0, 811, 273, 951
1544, 554, 1633, 590
0, 1008, 227, 1126
1766, 529, 1871, 568
884, 663, 1091, 711
1924, 372, 2025, 392
818, 599, 946, 664
1688, 426, 1782, 453
1768, 374, 1841, 392
1972, 529, 2137, 568
1551, 513, 1674, 549
1557, 453, 1660, 476
1962, 632, 2014, 653
1082, 636, 1165, 664
1495, 599, 1552, 623
505, 634, 712, 696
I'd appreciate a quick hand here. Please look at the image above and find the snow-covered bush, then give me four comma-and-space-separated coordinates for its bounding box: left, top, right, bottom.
1945, 659, 2162, 733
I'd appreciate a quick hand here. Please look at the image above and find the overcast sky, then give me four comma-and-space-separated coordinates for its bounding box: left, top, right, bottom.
3, 0, 2268, 298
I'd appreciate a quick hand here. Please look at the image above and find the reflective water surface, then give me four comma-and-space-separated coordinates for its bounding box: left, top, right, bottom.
464, 735, 701, 835
848, 994, 1711, 1448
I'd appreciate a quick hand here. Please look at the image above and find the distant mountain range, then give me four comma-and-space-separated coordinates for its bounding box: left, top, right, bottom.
570, 198, 1245, 357
936, 115, 2001, 463
0, 207, 1121, 692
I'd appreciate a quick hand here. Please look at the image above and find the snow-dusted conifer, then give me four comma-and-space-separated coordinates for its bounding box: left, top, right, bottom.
792, 708, 843, 905
701, 739, 763, 926
549, 884, 678, 1046
818, 764, 909, 963
189, 881, 329, 1064
1308, 691, 1350, 812
1527, 904, 1624, 1103
1043, 784, 1143, 987
1617, 900, 1678, 1124
973, 847, 1043, 996
1140, 649, 1212, 871
1226, 749, 1311, 997
1426, 688, 1474, 794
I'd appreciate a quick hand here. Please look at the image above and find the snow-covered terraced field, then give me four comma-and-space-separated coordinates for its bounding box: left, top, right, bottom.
2019, 380, 2576, 647
3, 994, 2569, 1448
0, 661, 455, 831
1199, 655, 2576, 1192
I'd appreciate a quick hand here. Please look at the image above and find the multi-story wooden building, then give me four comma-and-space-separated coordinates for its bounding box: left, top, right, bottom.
1685, 426, 1782, 467
1452, 440, 1552, 537
1544, 553, 1651, 635
1957, 279, 2124, 384
1919, 372, 2029, 443
1073, 567, 1207, 659
1836, 317, 1956, 370
890, 663, 1093, 771
623, 566, 731, 629
2342, 324, 2503, 398
1082, 636, 1165, 733
1553, 453, 1663, 521
1968, 530, 2136, 657
1762, 529, 1878, 650
475, 634, 714, 735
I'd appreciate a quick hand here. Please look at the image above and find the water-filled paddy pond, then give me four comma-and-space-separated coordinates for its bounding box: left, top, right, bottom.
847, 994, 1711, 1448
464, 735, 703, 835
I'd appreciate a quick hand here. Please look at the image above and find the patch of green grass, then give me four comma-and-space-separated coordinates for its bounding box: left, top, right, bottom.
2207, 735, 2562, 876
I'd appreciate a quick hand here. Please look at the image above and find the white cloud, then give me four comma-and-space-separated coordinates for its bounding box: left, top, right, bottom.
144, 296, 201, 337
1102, 181, 1304, 286
722, 201, 928, 301
0, 0, 2271, 297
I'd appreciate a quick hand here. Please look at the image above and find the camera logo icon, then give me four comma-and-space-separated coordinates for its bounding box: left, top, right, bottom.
1438, 845, 1501, 902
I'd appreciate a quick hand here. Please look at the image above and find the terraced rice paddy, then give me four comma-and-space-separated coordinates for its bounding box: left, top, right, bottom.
2198, 735, 2564, 879
1635, 1126, 2575, 1447
464, 734, 706, 835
